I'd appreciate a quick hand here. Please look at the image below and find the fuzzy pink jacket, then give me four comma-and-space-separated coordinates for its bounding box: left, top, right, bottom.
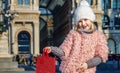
59, 30, 108, 73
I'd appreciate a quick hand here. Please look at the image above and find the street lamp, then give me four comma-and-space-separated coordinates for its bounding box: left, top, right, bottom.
0, 10, 18, 54
6, 11, 18, 54
4, 11, 19, 20
0, 10, 18, 31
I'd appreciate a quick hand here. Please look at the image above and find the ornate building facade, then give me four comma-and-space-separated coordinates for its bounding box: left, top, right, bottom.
0, 0, 120, 58
102, 0, 120, 54
1, 0, 120, 71
10, 0, 40, 55
0, 0, 40, 58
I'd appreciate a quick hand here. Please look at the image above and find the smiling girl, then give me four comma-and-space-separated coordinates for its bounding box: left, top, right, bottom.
43, 0, 108, 73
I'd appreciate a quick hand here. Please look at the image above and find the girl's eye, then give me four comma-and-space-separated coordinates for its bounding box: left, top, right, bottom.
84, 19, 88, 21
79, 21, 82, 22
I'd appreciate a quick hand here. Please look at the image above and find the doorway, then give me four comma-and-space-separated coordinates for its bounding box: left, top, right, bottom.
18, 31, 30, 54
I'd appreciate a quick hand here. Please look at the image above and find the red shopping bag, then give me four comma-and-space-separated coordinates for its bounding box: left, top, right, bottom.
36, 51, 56, 73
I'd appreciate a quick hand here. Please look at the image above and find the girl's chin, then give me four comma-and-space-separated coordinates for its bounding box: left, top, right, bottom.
81, 28, 90, 30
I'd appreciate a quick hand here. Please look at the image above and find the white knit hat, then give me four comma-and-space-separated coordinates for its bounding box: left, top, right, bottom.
74, 0, 96, 25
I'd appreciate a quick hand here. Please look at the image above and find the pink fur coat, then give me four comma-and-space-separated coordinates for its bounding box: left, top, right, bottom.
59, 30, 109, 73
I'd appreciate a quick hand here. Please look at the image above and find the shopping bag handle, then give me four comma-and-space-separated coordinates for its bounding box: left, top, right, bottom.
42, 49, 49, 57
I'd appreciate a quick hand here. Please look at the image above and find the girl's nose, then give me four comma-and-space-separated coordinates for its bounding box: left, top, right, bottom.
81, 20, 86, 25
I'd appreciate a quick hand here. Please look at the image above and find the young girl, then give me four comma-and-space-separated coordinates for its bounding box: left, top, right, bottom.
44, 0, 108, 73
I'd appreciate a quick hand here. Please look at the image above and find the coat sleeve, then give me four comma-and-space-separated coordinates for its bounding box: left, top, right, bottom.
59, 30, 74, 61
95, 31, 109, 62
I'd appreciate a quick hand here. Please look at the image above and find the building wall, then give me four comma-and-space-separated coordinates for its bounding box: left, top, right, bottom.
103, 0, 120, 54
9, 0, 40, 55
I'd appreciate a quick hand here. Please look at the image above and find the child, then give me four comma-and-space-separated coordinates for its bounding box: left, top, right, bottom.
44, 0, 108, 73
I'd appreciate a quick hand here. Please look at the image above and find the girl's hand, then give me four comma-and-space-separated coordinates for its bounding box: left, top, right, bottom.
43, 47, 52, 53
76, 63, 88, 72
80, 63, 88, 71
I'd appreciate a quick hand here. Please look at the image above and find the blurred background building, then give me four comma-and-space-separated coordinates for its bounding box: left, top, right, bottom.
102, 0, 120, 54
0, 0, 120, 71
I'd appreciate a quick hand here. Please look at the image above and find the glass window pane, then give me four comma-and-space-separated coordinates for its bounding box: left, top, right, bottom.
18, 40, 30, 45
2, 3, 6, 9
112, 0, 117, 8
101, 0, 105, 10
107, 0, 111, 9
40, 8, 51, 15
18, 32, 30, 40
18, 31, 30, 54
18, 0, 23, 5
114, 17, 120, 25
24, 0, 30, 5
118, 0, 120, 8
18, 45, 30, 54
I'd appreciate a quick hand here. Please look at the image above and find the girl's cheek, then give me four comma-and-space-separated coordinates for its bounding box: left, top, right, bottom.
78, 23, 81, 27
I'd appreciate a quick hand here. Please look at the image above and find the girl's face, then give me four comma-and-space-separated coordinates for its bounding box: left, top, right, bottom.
78, 19, 92, 30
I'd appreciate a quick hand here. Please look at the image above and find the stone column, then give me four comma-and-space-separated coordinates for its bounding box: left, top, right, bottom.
33, 0, 39, 10
0, 32, 10, 57
97, 0, 102, 10
93, 0, 97, 5
34, 21, 40, 55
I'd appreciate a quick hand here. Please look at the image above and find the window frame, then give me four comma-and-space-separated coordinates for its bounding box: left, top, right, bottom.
18, 0, 30, 6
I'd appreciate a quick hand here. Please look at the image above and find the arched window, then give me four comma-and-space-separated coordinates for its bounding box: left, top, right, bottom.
108, 39, 116, 54
18, 31, 30, 54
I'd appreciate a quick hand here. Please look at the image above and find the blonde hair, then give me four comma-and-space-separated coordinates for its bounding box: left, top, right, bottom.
75, 21, 95, 32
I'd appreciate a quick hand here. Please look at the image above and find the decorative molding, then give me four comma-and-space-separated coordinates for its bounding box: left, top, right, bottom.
15, 15, 38, 20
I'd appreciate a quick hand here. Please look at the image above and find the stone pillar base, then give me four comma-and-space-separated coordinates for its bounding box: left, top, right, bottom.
0, 54, 12, 58
0, 57, 24, 71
